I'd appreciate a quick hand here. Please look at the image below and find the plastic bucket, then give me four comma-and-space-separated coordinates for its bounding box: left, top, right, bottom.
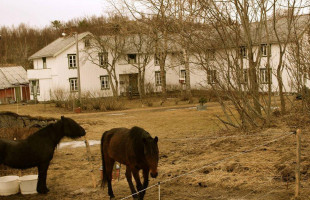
0, 176, 20, 196
19, 175, 38, 195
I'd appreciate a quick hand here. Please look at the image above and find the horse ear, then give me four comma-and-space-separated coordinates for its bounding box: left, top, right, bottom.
61, 116, 64, 120
154, 136, 158, 143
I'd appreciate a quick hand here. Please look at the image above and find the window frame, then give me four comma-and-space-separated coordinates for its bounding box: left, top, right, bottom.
180, 69, 186, 84
30, 80, 40, 95
68, 54, 77, 68
155, 71, 162, 86
69, 78, 78, 92
240, 46, 247, 58
99, 52, 108, 67
100, 75, 110, 90
259, 68, 272, 84
207, 69, 217, 84
242, 69, 248, 84
260, 44, 271, 57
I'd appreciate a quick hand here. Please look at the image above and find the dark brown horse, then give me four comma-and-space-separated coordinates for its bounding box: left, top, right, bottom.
101, 126, 159, 200
0, 116, 86, 194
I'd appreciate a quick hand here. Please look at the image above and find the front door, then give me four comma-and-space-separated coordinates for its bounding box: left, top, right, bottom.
129, 74, 139, 96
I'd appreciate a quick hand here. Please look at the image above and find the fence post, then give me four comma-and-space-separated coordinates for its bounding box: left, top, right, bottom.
158, 182, 161, 200
294, 129, 301, 200
84, 136, 97, 188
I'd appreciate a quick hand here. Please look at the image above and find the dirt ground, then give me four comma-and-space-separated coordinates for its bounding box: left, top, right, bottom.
0, 99, 309, 200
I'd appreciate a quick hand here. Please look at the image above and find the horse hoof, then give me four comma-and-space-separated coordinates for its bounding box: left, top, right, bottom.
37, 187, 49, 194
110, 197, 115, 200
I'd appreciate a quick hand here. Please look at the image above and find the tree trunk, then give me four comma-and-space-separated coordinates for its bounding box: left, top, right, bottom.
183, 48, 192, 99
160, 60, 167, 100
277, 68, 286, 114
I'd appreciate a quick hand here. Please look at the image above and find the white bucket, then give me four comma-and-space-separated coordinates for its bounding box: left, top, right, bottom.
19, 175, 38, 195
0, 176, 20, 196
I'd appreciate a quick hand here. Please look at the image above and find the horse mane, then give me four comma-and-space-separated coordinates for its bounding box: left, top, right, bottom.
27, 119, 61, 140
129, 126, 151, 141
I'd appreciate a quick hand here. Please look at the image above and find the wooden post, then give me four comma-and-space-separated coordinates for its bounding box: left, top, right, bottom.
158, 182, 161, 200
295, 129, 301, 200
84, 136, 97, 188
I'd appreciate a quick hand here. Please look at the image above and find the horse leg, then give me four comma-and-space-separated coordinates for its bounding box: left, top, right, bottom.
105, 158, 115, 199
132, 169, 144, 200
125, 167, 138, 200
37, 162, 50, 194
141, 169, 149, 199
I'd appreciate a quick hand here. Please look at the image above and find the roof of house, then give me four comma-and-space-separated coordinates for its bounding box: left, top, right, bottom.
0, 66, 29, 89
28, 32, 92, 60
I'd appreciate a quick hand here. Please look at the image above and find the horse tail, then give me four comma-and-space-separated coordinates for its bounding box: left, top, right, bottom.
100, 131, 108, 188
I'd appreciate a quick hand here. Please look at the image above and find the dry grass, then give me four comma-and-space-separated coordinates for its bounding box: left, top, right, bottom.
0, 100, 309, 200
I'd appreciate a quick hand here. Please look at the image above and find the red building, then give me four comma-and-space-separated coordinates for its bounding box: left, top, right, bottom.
0, 66, 30, 104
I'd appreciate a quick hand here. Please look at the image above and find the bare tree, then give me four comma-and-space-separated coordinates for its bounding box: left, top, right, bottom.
83, 17, 127, 97
125, 23, 154, 98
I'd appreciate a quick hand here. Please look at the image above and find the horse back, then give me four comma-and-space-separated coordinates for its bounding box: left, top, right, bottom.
101, 127, 147, 166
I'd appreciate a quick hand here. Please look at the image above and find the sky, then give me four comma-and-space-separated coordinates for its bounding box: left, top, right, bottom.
0, 0, 111, 28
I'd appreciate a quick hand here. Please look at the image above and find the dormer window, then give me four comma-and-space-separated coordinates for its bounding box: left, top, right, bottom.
84, 39, 90, 48
128, 54, 137, 64
42, 57, 47, 69
154, 54, 160, 66
206, 49, 215, 61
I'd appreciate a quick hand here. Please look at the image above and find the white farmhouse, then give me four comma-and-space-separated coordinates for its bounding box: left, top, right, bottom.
27, 32, 207, 102
27, 16, 309, 102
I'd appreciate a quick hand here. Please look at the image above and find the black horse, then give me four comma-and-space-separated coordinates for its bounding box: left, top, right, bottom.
0, 116, 86, 194
101, 126, 159, 200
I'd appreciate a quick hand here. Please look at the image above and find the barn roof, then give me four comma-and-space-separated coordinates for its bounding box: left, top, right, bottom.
0, 66, 28, 89
28, 32, 92, 60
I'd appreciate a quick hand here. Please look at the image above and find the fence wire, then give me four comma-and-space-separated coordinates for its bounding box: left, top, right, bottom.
120, 132, 294, 200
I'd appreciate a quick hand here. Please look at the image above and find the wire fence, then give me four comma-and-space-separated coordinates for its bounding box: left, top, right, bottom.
119, 131, 299, 200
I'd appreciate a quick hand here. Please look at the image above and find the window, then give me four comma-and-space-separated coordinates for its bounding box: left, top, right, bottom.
69, 78, 78, 92
30, 80, 40, 95
260, 44, 271, 57
84, 39, 90, 48
154, 54, 160, 66
180, 69, 186, 84
155, 71, 162, 86
206, 49, 215, 61
99, 52, 108, 67
68, 54, 76, 68
259, 68, 272, 84
242, 69, 248, 83
42, 57, 47, 69
240, 46, 247, 58
128, 54, 137, 64
100, 75, 110, 90
207, 69, 217, 84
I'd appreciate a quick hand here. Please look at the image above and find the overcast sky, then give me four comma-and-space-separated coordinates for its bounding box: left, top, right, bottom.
0, 0, 110, 28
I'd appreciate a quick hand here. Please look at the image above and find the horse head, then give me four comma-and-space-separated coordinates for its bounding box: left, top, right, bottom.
61, 116, 86, 138
143, 136, 159, 178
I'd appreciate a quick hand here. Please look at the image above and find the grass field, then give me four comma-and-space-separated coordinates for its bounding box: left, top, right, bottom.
0, 99, 309, 200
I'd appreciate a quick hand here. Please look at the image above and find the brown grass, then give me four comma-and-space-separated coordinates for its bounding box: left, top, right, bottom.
0, 100, 309, 200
